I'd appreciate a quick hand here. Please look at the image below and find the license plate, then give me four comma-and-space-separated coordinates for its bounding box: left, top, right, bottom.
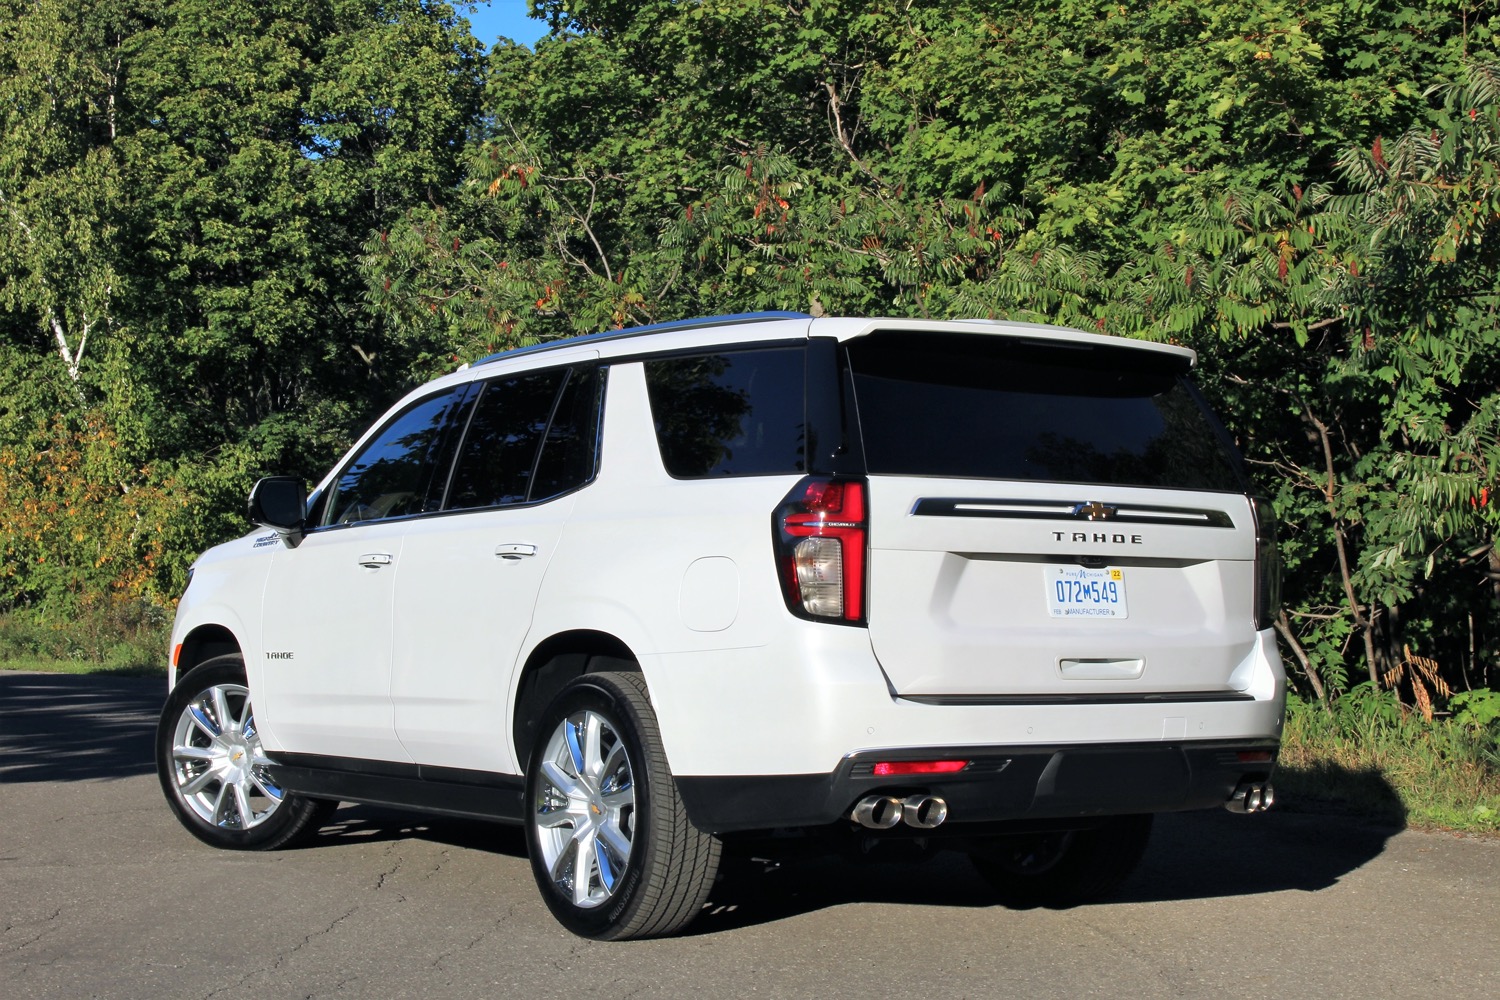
1046, 566, 1128, 619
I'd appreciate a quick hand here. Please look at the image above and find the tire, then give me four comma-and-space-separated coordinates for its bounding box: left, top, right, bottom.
524, 671, 721, 940
156, 654, 334, 851
969, 814, 1153, 908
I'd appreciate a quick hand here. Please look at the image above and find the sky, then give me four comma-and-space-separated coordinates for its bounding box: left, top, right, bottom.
461, 1, 552, 49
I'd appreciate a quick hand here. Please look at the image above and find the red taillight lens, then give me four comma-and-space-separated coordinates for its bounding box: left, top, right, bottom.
872, 760, 969, 776
775, 476, 868, 623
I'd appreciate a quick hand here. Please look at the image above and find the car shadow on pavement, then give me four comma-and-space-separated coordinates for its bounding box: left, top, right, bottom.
680, 806, 1404, 935
313, 804, 531, 859
300, 798, 1404, 938
0, 671, 162, 782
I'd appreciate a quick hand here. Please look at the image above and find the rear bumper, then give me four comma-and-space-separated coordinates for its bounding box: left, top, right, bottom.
675, 738, 1280, 834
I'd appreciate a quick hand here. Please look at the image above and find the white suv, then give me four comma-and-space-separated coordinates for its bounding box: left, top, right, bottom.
156, 313, 1285, 939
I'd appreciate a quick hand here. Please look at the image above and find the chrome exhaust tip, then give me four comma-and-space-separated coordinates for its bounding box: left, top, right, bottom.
851, 794, 904, 829
901, 794, 949, 829
1225, 781, 1275, 814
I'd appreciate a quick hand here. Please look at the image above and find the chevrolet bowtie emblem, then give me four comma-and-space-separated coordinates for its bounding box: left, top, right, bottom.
1073, 501, 1118, 521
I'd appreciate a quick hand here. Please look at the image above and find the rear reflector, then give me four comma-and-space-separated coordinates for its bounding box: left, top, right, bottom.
1236, 750, 1274, 764
872, 760, 969, 776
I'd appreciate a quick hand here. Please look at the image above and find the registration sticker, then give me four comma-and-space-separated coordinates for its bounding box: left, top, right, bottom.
1046, 566, 1128, 619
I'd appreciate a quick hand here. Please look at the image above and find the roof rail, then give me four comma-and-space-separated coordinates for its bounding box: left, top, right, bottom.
470, 311, 812, 368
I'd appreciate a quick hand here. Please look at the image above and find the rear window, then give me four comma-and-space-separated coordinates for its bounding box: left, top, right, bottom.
845, 333, 1243, 491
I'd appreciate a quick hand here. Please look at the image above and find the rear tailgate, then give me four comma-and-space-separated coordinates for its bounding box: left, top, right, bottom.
866, 480, 1258, 697
843, 326, 1260, 699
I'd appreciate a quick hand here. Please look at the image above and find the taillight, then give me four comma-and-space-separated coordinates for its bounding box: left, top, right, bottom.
774, 476, 868, 624
1252, 497, 1282, 631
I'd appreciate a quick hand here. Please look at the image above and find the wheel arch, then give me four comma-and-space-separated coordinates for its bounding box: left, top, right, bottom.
174, 624, 242, 684
511, 629, 640, 771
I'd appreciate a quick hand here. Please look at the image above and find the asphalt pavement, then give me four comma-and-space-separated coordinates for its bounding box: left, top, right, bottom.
2, 670, 1496, 1000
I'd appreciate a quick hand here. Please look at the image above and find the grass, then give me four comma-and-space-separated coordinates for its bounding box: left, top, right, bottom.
1276, 693, 1500, 834
0, 655, 166, 677
0, 603, 170, 678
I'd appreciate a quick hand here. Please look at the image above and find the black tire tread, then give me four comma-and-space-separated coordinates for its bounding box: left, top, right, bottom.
604, 670, 721, 939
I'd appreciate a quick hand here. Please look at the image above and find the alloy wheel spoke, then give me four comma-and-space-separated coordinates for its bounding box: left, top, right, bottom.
211, 781, 233, 826
173, 745, 219, 764
180, 768, 220, 797
540, 759, 583, 801
563, 717, 587, 777
573, 831, 597, 905
582, 712, 604, 779
599, 739, 627, 789
247, 770, 283, 803
188, 703, 221, 740
600, 785, 634, 809
594, 837, 619, 892
597, 814, 632, 860
231, 780, 254, 827
549, 835, 579, 886
210, 686, 235, 735
535, 807, 576, 830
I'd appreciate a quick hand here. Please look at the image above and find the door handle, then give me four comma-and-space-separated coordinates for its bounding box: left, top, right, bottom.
357, 553, 393, 568
495, 543, 537, 560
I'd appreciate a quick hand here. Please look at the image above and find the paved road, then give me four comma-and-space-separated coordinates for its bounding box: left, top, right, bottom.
2, 671, 1496, 1000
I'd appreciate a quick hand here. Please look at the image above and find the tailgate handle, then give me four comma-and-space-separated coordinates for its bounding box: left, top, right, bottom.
1059, 658, 1144, 680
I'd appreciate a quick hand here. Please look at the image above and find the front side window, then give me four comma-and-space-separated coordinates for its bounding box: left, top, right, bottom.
321, 387, 467, 526
643, 347, 805, 478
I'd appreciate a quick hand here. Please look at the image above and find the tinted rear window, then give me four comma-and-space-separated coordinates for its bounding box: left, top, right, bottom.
845, 333, 1242, 491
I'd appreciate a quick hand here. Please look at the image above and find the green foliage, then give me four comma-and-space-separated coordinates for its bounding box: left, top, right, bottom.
1, 0, 483, 611
1450, 688, 1500, 736
5, 0, 1500, 730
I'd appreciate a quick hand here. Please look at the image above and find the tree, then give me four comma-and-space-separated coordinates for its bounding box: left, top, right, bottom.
0, 0, 483, 611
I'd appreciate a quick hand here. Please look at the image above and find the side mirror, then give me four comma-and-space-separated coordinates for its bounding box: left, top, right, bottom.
248, 476, 307, 547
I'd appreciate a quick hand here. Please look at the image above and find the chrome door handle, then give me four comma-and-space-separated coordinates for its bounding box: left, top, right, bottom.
495, 543, 537, 560
357, 553, 393, 568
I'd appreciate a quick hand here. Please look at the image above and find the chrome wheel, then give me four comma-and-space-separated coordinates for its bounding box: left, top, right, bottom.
531, 708, 636, 909
168, 681, 283, 830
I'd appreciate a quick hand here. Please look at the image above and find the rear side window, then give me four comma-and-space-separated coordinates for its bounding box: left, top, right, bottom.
531, 366, 604, 501
444, 365, 603, 509
845, 333, 1243, 491
644, 347, 805, 478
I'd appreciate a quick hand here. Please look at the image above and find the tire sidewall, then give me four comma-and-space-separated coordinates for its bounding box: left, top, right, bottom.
523, 675, 658, 938
156, 654, 303, 851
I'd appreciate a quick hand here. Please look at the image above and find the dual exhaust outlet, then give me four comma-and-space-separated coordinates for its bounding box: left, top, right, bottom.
1225, 781, 1275, 814
851, 793, 949, 830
